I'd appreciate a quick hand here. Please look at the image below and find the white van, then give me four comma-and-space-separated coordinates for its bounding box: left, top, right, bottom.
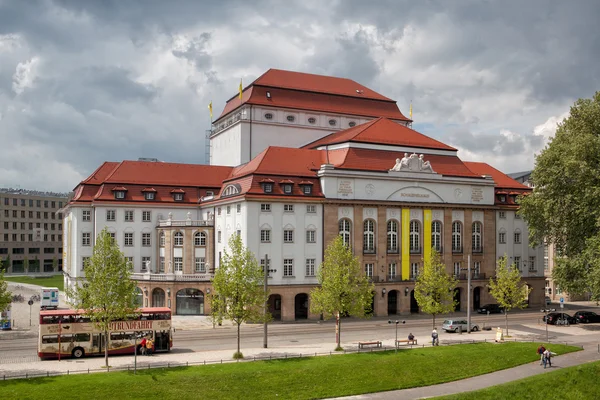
40, 287, 59, 310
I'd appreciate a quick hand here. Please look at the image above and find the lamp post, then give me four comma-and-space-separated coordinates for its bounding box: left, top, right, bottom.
388, 320, 405, 352
263, 254, 276, 348
459, 255, 472, 333
541, 308, 556, 342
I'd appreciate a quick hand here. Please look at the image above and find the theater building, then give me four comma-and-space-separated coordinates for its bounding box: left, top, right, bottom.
63, 69, 544, 319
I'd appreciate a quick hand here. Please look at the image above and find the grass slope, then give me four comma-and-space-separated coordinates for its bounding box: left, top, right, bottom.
5, 275, 64, 291
438, 360, 600, 400
0, 342, 580, 400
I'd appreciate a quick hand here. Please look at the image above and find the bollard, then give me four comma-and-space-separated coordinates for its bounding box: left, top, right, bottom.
88, 368, 90, 374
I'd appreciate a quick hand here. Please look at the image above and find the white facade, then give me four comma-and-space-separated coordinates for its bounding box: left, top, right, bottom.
210, 105, 404, 166
213, 200, 323, 286
496, 209, 544, 278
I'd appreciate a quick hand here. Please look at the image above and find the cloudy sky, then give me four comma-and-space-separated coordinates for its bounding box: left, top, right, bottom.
1, 0, 598, 192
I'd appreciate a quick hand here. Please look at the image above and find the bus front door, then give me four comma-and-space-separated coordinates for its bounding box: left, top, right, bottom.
92, 334, 105, 355
154, 331, 170, 351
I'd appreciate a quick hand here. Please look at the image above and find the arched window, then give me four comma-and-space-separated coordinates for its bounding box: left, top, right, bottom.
159, 231, 165, 247
363, 220, 375, 253
472, 222, 482, 252
339, 219, 351, 247
410, 221, 420, 253
195, 231, 206, 246
174, 231, 184, 247
452, 222, 462, 253
387, 220, 398, 253
432, 221, 442, 252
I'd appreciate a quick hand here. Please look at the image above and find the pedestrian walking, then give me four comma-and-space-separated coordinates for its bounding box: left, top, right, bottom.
146, 338, 154, 356
543, 349, 556, 368
431, 328, 439, 346
537, 344, 546, 366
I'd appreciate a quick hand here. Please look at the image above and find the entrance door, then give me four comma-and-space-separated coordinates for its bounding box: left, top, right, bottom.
92, 333, 104, 355
473, 287, 481, 310
295, 294, 308, 320
454, 288, 461, 311
410, 290, 419, 313
387, 290, 398, 315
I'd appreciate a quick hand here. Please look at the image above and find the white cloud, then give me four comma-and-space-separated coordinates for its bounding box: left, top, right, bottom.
533, 112, 569, 143
12, 56, 40, 95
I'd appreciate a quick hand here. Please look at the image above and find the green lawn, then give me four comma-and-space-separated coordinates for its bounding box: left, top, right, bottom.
437, 360, 600, 400
4, 275, 64, 291
0, 342, 580, 400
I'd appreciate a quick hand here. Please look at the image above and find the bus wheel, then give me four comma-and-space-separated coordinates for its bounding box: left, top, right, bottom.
72, 347, 85, 358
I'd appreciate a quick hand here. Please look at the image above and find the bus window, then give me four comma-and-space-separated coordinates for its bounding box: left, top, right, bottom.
41, 316, 55, 324
60, 334, 74, 342
74, 333, 90, 342
42, 335, 58, 344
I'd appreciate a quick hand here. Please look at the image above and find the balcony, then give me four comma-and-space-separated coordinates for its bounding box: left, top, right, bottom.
131, 272, 214, 282
367, 275, 382, 283
387, 274, 403, 282
157, 213, 214, 228
452, 246, 463, 254
454, 273, 487, 280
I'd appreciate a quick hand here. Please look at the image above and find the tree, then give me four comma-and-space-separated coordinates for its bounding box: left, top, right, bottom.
519, 92, 600, 301
65, 228, 139, 368
23, 257, 29, 273
3, 256, 11, 273
413, 250, 458, 329
489, 256, 531, 336
0, 270, 11, 312
210, 234, 268, 359
52, 257, 58, 272
310, 236, 374, 351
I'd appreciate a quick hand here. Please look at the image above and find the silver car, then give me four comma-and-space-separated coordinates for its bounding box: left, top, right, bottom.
442, 319, 479, 333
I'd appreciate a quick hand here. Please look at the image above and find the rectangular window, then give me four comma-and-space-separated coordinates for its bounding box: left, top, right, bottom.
142, 233, 151, 247
28, 247, 39, 254
142, 211, 151, 222
125, 210, 134, 222
283, 259, 294, 277
136, 256, 148, 271
388, 263, 397, 278
13, 222, 17, 229
236, 204, 241, 214
50, 234, 55, 242
306, 230, 316, 243
365, 263, 374, 277
36, 211, 40, 219
13, 210, 17, 218
217, 231, 222, 243
529, 256, 536, 272
544, 243, 549, 270
227, 206, 231, 215
21, 222, 26, 230
454, 262, 461, 277
44, 200, 48, 208
263, 183, 273, 193
217, 207, 222, 216
12, 248, 24, 254
499, 232, 506, 244
21, 199, 26, 206
499, 211, 506, 219
124, 232, 134, 247
473, 261, 481, 276
82, 232, 91, 246
305, 259, 316, 277
51, 212, 56, 219
29, 223, 33, 230
44, 223, 48, 230
3, 198, 8, 205
3, 222, 7, 229
82, 257, 89, 271
21, 210, 25, 218
159, 257, 165, 273
260, 203, 271, 212
260, 229, 271, 243
195, 257, 206, 273
284, 204, 294, 212
514, 256, 521, 271
12, 198, 17, 206
4, 210, 8, 217
514, 232, 521, 244
174, 257, 183, 272
283, 184, 292, 194
29, 211, 33, 218
44, 212, 48, 219
283, 230, 294, 243
106, 210, 116, 221
43, 248, 54, 254
51, 201, 56, 208
126, 257, 134, 267
302, 185, 312, 195
236, 229, 241, 237
36, 200, 41, 207
306, 204, 316, 213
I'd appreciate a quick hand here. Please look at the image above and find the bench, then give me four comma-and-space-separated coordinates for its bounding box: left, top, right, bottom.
395, 339, 418, 347
358, 341, 382, 349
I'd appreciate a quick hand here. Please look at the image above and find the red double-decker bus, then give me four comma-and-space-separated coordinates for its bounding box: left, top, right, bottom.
38, 307, 172, 359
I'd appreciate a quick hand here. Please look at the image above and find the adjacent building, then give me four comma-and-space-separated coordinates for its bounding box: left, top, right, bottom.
0, 188, 68, 273
63, 69, 546, 320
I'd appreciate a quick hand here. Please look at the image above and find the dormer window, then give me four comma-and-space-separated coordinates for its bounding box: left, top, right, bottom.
222, 184, 241, 197
171, 189, 185, 201
112, 187, 127, 200
499, 195, 506, 203
206, 191, 214, 196
264, 113, 273, 120
328, 119, 337, 126
142, 188, 156, 201
286, 115, 295, 122
299, 181, 314, 195
260, 178, 275, 193
308, 117, 316, 124
348, 121, 356, 127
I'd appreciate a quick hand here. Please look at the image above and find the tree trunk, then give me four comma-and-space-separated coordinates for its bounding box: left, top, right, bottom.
337, 315, 342, 348
432, 314, 436, 329
104, 329, 109, 370
505, 311, 509, 337
237, 322, 241, 355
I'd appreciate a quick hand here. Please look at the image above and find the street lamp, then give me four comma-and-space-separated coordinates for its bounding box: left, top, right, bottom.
404, 287, 409, 296
388, 320, 405, 352
382, 288, 387, 298
541, 308, 556, 342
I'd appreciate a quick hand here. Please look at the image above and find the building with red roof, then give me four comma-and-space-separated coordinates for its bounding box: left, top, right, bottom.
61, 69, 545, 322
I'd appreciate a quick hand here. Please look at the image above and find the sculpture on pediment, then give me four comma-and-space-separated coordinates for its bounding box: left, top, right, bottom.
389, 152, 435, 173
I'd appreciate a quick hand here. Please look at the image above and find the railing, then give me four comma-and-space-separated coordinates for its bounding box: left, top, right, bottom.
131, 272, 214, 282
454, 273, 487, 280
367, 276, 381, 283
387, 275, 402, 282
157, 220, 213, 227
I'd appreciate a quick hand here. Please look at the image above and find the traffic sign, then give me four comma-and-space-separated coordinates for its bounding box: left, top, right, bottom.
560, 303, 564, 309
560, 297, 564, 303
28, 300, 34, 306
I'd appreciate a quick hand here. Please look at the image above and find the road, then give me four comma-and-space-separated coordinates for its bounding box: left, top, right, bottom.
0, 311, 557, 363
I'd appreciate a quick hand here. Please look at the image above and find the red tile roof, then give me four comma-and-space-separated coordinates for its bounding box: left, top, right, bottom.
216, 70, 408, 122
81, 162, 120, 185
227, 147, 326, 180
303, 117, 457, 151
463, 162, 531, 190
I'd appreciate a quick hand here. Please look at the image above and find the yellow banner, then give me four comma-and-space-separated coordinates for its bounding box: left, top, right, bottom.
402, 209, 410, 280
424, 209, 432, 267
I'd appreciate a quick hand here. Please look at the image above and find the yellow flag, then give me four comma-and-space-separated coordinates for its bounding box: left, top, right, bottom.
409, 102, 413, 119
238, 79, 243, 100
208, 101, 213, 119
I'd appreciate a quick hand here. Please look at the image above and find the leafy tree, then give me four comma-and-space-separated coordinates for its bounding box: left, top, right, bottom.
519, 92, 600, 301
65, 228, 138, 368
413, 250, 458, 329
210, 234, 268, 359
0, 270, 11, 312
489, 256, 531, 336
310, 236, 374, 351
23, 257, 29, 273
52, 257, 58, 272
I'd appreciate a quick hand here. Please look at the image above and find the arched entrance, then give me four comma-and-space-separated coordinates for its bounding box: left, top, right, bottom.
410, 290, 419, 313
454, 288, 461, 311
473, 287, 481, 310
387, 290, 398, 315
295, 293, 308, 320
268, 294, 282, 321
152, 288, 165, 307
176, 288, 204, 315
134, 287, 143, 307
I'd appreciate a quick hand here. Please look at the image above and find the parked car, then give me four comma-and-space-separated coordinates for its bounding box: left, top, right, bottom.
442, 319, 479, 332
477, 304, 504, 314
543, 312, 576, 325
573, 311, 600, 323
